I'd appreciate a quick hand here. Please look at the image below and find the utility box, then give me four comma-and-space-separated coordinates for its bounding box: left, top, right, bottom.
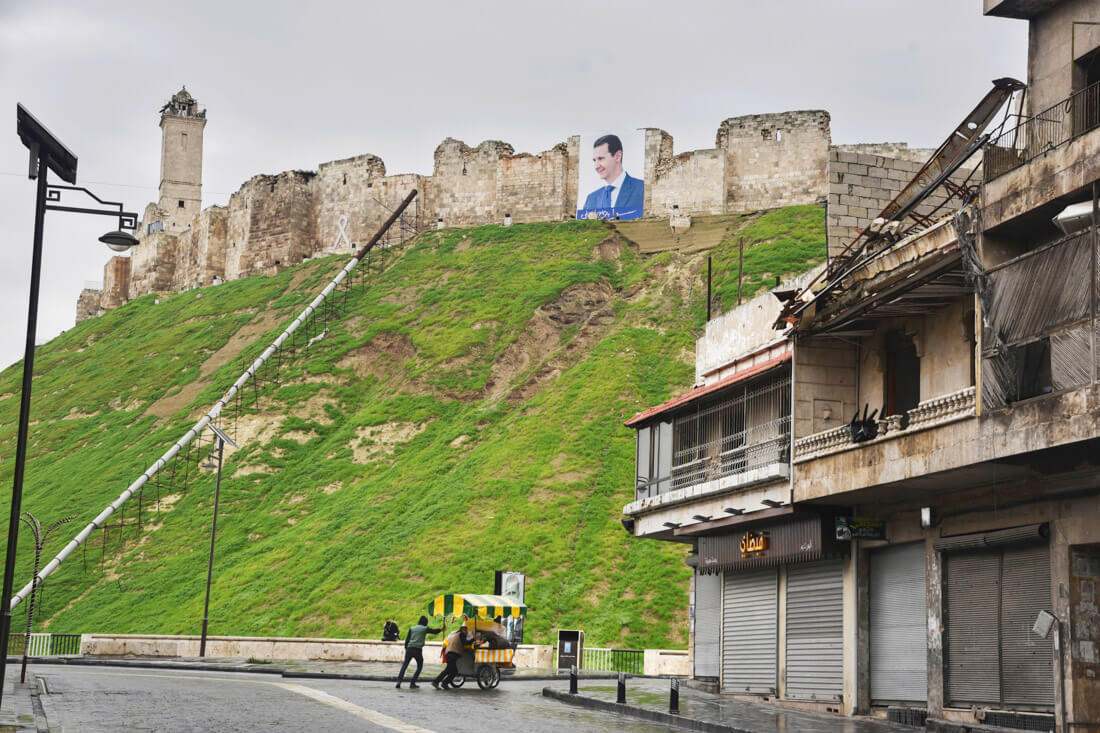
557, 629, 584, 670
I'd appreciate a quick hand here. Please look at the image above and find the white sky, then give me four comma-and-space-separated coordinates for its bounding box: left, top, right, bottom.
0, 1, 1027, 371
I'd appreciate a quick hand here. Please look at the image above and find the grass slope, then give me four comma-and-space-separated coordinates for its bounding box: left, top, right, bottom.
0, 206, 824, 648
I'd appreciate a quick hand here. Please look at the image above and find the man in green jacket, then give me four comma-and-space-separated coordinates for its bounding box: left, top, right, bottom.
396, 615, 445, 689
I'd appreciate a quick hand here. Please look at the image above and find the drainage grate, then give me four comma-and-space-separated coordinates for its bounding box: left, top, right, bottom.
983, 711, 1055, 731
887, 707, 928, 727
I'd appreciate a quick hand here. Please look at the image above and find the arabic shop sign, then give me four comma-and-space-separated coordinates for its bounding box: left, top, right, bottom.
835, 516, 886, 541
739, 530, 769, 558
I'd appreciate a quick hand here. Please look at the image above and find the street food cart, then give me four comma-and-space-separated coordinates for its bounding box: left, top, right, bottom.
426, 593, 527, 689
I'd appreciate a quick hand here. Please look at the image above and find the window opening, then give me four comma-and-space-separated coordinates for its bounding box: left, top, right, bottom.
885, 330, 920, 426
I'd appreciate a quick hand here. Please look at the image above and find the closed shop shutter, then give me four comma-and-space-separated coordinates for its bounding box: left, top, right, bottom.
945, 543, 1053, 709
694, 571, 721, 679
1000, 544, 1053, 707
946, 550, 1002, 705
870, 543, 927, 703
721, 568, 778, 694
785, 559, 844, 700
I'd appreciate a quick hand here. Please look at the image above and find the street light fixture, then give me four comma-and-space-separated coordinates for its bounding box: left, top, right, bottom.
0, 104, 140, 707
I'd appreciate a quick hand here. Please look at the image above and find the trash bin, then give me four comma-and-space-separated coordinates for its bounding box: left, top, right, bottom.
557, 629, 584, 670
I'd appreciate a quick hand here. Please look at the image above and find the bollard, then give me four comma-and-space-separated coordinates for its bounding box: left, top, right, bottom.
617, 671, 626, 704
669, 677, 680, 714
569, 664, 578, 695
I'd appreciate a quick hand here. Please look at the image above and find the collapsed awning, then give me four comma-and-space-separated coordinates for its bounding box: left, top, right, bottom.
426, 593, 526, 619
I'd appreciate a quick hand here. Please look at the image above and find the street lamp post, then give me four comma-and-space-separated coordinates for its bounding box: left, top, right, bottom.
0, 104, 139, 706
200, 424, 237, 658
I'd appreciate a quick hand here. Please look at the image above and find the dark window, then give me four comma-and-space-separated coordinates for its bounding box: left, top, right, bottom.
178, 200, 185, 208
885, 330, 920, 425
1008, 338, 1052, 402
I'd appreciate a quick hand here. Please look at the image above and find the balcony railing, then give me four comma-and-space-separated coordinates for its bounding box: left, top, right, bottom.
795, 386, 976, 462
636, 376, 791, 500
985, 81, 1100, 180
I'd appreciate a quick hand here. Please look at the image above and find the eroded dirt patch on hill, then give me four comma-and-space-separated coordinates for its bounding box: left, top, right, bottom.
144, 312, 285, 419
486, 280, 617, 403
337, 331, 426, 394
351, 421, 428, 463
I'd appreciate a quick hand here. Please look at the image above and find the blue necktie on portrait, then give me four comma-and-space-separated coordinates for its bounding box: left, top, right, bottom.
602, 184, 615, 209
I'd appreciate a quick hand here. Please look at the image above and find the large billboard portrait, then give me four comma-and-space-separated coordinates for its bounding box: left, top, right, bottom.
577, 131, 645, 221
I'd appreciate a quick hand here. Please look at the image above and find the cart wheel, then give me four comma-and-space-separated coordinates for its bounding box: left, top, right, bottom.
450, 674, 465, 688
476, 664, 498, 690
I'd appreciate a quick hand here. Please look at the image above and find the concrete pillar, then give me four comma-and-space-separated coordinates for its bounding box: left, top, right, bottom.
843, 542, 869, 715
925, 533, 945, 718
777, 565, 787, 698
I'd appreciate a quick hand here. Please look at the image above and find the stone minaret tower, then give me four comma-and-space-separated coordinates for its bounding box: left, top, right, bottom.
158, 87, 206, 232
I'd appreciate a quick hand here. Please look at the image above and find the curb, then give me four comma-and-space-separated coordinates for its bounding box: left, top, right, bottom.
542, 688, 752, 733
24, 657, 627, 683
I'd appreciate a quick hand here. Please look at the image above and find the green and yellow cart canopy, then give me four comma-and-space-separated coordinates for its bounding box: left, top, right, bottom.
426, 593, 527, 620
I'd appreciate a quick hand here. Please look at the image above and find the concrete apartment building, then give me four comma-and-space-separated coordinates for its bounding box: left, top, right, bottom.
622, 2, 1100, 731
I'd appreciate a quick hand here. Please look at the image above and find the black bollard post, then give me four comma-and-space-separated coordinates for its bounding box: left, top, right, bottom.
617, 671, 626, 704
669, 677, 680, 714
569, 664, 578, 694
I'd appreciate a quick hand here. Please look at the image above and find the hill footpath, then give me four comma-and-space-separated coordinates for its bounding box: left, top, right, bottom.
0, 206, 825, 649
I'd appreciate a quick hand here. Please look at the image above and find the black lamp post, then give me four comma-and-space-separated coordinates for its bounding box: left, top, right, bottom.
0, 104, 139, 706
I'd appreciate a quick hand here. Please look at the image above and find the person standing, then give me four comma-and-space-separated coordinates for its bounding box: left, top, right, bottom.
396, 616, 444, 689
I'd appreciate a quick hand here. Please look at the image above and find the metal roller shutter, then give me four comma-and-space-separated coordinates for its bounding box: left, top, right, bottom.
721, 568, 778, 694
694, 572, 720, 679
946, 551, 1002, 705
1000, 544, 1053, 707
785, 560, 844, 700
870, 543, 927, 703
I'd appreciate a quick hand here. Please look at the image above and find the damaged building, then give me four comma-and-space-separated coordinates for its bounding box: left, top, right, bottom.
621, 2, 1100, 731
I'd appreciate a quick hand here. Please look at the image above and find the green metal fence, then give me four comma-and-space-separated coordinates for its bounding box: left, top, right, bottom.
6, 633, 81, 656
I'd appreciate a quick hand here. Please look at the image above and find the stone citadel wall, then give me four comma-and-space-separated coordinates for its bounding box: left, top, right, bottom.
77, 110, 936, 322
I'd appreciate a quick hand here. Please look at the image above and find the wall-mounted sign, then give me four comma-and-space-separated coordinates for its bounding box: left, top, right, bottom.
739, 530, 769, 558
835, 516, 886, 541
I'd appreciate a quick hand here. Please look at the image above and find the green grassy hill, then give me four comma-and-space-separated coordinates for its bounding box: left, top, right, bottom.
0, 205, 824, 649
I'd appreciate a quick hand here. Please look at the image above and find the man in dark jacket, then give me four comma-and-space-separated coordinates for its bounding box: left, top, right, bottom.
395, 616, 444, 689
432, 620, 474, 690
382, 620, 400, 642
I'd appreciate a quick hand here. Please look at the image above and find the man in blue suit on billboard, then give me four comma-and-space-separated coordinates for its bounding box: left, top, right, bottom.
580, 134, 644, 220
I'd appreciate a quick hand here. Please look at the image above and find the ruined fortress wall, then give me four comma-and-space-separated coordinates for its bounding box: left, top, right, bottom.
718, 111, 831, 212
496, 140, 579, 224
101, 256, 132, 309
312, 155, 425, 255
826, 149, 976, 258
643, 127, 726, 216
172, 207, 228, 291
76, 288, 103, 323
225, 172, 316, 280
429, 139, 513, 227
130, 231, 177, 297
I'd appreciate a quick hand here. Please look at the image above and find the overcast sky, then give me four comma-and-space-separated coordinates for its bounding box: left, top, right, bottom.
0, 1, 1026, 371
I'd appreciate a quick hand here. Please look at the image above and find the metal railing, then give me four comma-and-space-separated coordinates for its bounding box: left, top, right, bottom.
985, 81, 1100, 180
6, 632, 81, 656
581, 647, 644, 675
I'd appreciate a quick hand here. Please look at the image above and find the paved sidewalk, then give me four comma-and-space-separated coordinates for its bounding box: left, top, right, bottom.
545, 678, 919, 733
32, 654, 620, 682
0, 665, 44, 732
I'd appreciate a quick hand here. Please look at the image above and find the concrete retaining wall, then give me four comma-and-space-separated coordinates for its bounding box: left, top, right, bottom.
79, 634, 690, 675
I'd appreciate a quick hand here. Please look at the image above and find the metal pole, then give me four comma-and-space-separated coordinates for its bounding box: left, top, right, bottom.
569, 664, 577, 694
616, 671, 626, 704
669, 677, 680, 714
706, 256, 712, 322
199, 438, 225, 658
737, 236, 744, 305
0, 156, 49, 706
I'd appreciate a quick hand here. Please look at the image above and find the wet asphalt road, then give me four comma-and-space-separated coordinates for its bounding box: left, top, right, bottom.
32, 664, 684, 732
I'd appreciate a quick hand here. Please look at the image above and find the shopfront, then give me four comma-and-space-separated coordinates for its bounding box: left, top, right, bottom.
696, 512, 847, 702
